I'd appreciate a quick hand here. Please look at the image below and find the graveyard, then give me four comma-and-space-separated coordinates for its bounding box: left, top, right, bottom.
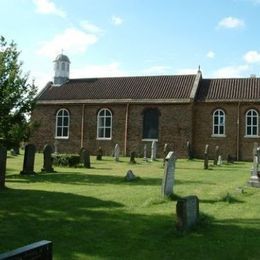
0, 150, 260, 259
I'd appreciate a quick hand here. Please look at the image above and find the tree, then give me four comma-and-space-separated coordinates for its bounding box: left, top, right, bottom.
0, 36, 37, 149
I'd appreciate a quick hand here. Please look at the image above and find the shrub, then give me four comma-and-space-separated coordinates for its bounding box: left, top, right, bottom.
52, 154, 80, 167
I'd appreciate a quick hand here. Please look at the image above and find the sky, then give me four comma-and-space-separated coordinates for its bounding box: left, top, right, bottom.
1, 0, 260, 91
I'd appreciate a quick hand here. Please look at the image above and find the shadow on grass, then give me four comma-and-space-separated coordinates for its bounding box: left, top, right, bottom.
0, 188, 259, 259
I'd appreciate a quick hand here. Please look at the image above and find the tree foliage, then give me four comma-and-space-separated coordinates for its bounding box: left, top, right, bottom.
0, 36, 37, 148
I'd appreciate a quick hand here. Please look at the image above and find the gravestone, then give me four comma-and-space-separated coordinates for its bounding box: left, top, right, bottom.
204, 144, 209, 170
54, 140, 59, 154
41, 144, 55, 173
176, 195, 199, 231
151, 140, 157, 161
114, 144, 120, 162
125, 170, 137, 181
163, 143, 169, 166
20, 144, 36, 175
0, 146, 7, 189
96, 146, 103, 160
217, 155, 222, 166
161, 151, 176, 197
186, 141, 192, 160
214, 146, 219, 166
82, 149, 91, 168
129, 151, 136, 164
143, 144, 147, 161
248, 143, 260, 187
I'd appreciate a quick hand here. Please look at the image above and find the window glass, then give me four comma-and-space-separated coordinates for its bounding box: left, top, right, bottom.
97, 108, 112, 139
143, 108, 159, 139
55, 109, 70, 138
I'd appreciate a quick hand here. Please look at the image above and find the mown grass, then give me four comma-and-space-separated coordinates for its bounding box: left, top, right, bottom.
0, 153, 260, 260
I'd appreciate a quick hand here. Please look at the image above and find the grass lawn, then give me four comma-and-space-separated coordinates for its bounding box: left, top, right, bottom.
1, 153, 260, 260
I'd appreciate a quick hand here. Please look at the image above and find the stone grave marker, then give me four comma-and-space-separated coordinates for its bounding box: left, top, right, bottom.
151, 140, 157, 161
204, 144, 209, 170
176, 195, 199, 231
82, 149, 91, 168
217, 155, 222, 166
114, 144, 120, 161
20, 144, 36, 175
214, 146, 219, 166
163, 143, 169, 166
161, 151, 176, 197
186, 141, 192, 160
248, 143, 260, 187
129, 151, 136, 164
125, 169, 137, 181
96, 146, 103, 160
0, 146, 7, 189
143, 144, 147, 161
54, 140, 59, 154
41, 144, 55, 173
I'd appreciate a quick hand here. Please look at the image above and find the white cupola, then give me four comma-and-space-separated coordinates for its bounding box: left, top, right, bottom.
53, 53, 70, 86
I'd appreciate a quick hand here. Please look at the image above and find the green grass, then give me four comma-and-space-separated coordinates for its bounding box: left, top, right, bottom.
1, 153, 260, 260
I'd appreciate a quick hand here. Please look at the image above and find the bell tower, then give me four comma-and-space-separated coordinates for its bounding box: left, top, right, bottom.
53, 53, 70, 86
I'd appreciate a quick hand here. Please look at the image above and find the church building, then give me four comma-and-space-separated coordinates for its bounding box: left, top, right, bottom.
30, 54, 260, 161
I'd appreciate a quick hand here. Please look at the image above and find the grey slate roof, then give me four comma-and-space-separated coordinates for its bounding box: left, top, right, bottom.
37, 75, 197, 102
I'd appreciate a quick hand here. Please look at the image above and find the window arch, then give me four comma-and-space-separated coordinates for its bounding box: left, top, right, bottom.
213, 109, 225, 136
143, 108, 160, 139
55, 109, 70, 138
97, 108, 112, 139
246, 109, 258, 137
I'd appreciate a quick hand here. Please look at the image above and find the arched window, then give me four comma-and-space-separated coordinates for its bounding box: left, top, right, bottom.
213, 109, 225, 136
246, 109, 258, 136
97, 108, 112, 139
55, 109, 70, 138
143, 108, 160, 139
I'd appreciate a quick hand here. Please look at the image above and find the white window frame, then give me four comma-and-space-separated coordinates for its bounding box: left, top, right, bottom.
97, 108, 112, 140
245, 109, 259, 137
212, 109, 226, 137
55, 108, 70, 139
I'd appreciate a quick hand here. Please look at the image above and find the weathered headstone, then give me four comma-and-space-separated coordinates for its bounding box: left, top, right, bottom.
186, 141, 193, 160
114, 144, 120, 161
151, 140, 157, 161
176, 195, 199, 231
214, 146, 219, 166
125, 170, 137, 181
163, 143, 169, 166
143, 144, 147, 161
161, 151, 176, 197
129, 151, 136, 164
204, 144, 209, 170
96, 146, 103, 160
0, 146, 7, 189
82, 149, 91, 168
54, 140, 59, 154
20, 144, 36, 175
217, 155, 222, 166
41, 144, 55, 173
249, 143, 260, 187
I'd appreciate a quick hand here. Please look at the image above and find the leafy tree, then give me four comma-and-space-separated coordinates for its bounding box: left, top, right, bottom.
0, 36, 37, 149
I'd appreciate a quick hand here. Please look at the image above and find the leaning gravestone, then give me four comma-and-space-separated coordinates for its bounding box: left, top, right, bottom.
204, 144, 209, 170
82, 149, 91, 168
20, 144, 36, 175
161, 151, 176, 197
163, 143, 169, 166
151, 140, 157, 161
96, 146, 103, 160
143, 144, 147, 161
176, 195, 199, 231
248, 143, 260, 187
129, 151, 136, 164
114, 144, 120, 162
186, 141, 193, 160
125, 170, 137, 182
41, 144, 55, 173
0, 146, 7, 189
214, 146, 220, 166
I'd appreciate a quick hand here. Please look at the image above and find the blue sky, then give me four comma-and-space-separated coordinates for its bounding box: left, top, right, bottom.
1, 0, 260, 90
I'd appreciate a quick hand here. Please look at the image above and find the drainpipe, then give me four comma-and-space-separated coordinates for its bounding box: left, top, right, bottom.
124, 103, 129, 156
80, 104, 85, 148
236, 102, 240, 161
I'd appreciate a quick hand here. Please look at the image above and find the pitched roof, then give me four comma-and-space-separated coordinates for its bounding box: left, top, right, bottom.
37, 74, 197, 103
197, 78, 260, 102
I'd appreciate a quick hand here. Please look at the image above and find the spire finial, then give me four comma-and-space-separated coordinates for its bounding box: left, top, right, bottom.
61, 48, 64, 54
198, 65, 201, 73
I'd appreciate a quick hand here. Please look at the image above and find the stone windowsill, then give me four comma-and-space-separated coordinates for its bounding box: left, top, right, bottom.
211, 134, 226, 138
244, 135, 260, 138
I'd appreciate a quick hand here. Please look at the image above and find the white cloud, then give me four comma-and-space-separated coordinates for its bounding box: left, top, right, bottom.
243, 50, 260, 63
112, 16, 123, 26
33, 0, 66, 17
212, 65, 249, 78
37, 28, 98, 58
217, 16, 245, 29
80, 20, 103, 34
71, 62, 128, 78
142, 65, 172, 75
206, 51, 215, 59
